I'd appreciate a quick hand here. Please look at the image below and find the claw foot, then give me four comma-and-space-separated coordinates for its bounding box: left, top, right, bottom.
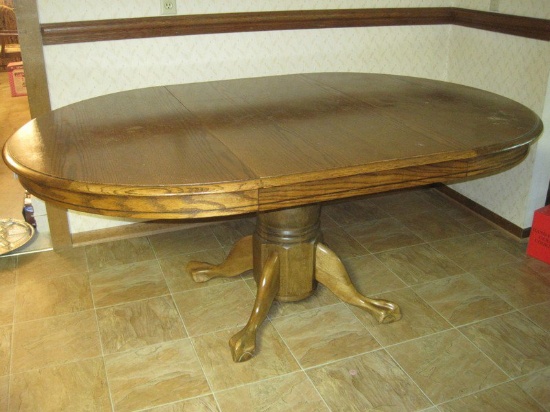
229, 328, 257, 362
186, 261, 216, 283
371, 299, 402, 324
185, 235, 253, 283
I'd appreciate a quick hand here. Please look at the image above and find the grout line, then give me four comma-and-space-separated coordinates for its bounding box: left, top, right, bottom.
85, 265, 111, 412
302, 371, 332, 411
299, 345, 384, 374
222, 314, 335, 411
5, 256, 18, 412
86, 262, 116, 412
511, 367, 550, 412
431, 379, 515, 409
267, 301, 342, 322
166, 264, 221, 410
383, 348, 437, 409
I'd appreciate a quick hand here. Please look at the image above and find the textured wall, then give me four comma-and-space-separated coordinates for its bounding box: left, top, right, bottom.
454, 0, 550, 18
34, 0, 550, 232
37, 0, 454, 22
447, 27, 550, 228
448, 0, 550, 228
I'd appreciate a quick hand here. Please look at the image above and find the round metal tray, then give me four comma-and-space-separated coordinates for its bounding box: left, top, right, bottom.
0, 219, 35, 255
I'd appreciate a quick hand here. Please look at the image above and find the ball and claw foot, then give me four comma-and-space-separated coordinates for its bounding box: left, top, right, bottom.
369, 299, 402, 324
186, 261, 219, 283
187, 235, 402, 363
228, 252, 280, 363
186, 235, 253, 283
229, 328, 257, 362
315, 242, 402, 325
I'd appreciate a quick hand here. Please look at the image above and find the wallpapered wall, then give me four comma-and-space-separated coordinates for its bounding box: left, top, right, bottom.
448, 27, 550, 228
34, 0, 550, 233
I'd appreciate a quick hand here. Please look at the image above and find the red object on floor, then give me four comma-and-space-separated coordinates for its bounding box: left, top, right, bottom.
8, 61, 27, 97
527, 205, 550, 265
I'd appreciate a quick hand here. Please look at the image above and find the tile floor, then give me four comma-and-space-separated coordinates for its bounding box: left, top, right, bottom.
0, 187, 549, 411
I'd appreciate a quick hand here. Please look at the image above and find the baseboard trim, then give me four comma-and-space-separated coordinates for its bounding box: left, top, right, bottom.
436, 185, 531, 239
71, 218, 220, 247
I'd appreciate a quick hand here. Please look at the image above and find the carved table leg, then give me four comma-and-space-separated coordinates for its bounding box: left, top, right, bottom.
229, 252, 280, 362
186, 235, 253, 282
315, 242, 402, 324
186, 204, 401, 362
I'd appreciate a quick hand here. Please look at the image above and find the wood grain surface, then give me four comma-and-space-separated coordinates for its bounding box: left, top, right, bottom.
2, 73, 542, 219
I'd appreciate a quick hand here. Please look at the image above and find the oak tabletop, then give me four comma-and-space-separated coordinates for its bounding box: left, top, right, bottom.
3, 73, 542, 219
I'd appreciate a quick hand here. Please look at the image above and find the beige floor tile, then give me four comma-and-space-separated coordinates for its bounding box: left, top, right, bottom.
342, 254, 406, 295
144, 395, 219, 411
216, 372, 329, 411
320, 208, 339, 229
273, 304, 379, 368
86, 237, 156, 272
11, 310, 101, 373
90, 260, 170, 307
14, 272, 94, 322
307, 349, 431, 411
416, 188, 458, 210
523, 255, 550, 275
0, 324, 11, 377
173, 281, 254, 336
375, 243, 464, 286
97, 295, 187, 355
0, 283, 15, 326
192, 322, 299, 391
323, 198, 389, 227
344, 217, 424, 253
470, 261, 550, 309
350, 288, 451, 346
268, 284, 340, 319
16, 247, 88, 280
9, 358, 111, 412
0, 375, 8, 412
413, 274, 513, 326
460, 312, 550, 378
387, 330, 508, 404
482, 230, 529, 259
148, 227, 221, 259
208, 218, 255, 249
515, 367, 550, 410
431, 233, 518, 271
104, 339, 210, 411
322, 225, 369, 259
0, 256, 16, 286
398, 209, 473, 242
521, 302, 550, 331
159, 248, 238, 293
443, 202, 497, 233
368, 190, 436, 216
438, 381, 544, 412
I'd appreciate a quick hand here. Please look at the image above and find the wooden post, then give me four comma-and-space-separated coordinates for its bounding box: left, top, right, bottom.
15, 0, 72, 249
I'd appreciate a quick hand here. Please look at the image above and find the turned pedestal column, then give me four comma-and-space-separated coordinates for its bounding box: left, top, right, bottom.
187, 204, 401, 362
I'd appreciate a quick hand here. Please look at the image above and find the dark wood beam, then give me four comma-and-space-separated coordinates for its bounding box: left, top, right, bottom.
40, 7, 549, 46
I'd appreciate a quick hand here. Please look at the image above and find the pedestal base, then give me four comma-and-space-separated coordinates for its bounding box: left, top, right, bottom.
187, 204, 401, 362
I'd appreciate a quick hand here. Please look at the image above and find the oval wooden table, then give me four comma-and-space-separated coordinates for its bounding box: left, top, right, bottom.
3, 73, 543, 362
